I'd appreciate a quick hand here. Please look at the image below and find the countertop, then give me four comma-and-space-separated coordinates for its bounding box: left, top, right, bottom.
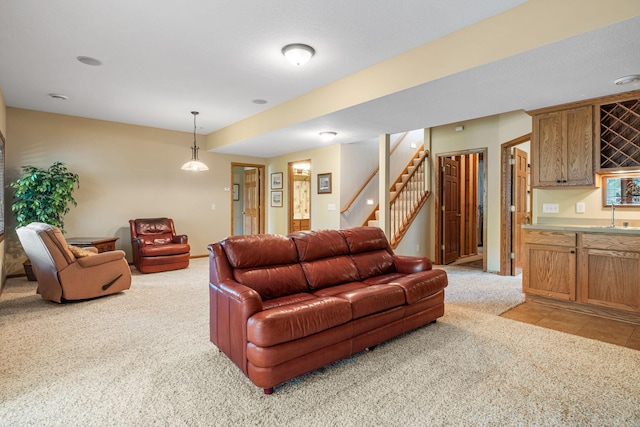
522, 224, 640, 234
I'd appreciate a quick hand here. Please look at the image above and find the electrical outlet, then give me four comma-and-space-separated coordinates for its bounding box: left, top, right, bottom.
542, 203, 559, 214
576, 202, 586, 214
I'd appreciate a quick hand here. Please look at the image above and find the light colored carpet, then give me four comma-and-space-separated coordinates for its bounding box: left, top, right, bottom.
1, 259, 639, 426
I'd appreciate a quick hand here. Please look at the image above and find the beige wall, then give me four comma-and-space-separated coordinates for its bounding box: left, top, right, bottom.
429, 111, 532, 272
5, 108, 265, 275
267, 144, 341, 235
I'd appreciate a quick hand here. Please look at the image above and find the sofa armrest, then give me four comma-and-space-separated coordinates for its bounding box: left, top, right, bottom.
131, 238, 146, 248
393, 255, 432, 274
173, 234, 188, 244
210, 280, 263, 374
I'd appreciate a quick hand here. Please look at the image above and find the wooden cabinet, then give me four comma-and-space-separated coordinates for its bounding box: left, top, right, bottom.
523, 226, 640, 322
532, 105, 594, 187
522, 229, 576, 300
291, 218, 310, 232
579, 233, 640, 312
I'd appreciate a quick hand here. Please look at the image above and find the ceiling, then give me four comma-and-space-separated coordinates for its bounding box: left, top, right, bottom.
1, 1, 639, 158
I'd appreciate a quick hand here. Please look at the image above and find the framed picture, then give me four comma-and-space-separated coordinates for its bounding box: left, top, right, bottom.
233, 184, 239, 201
317, 173, 332, 194
271, 172, 283, 189
271, 191, 283, 207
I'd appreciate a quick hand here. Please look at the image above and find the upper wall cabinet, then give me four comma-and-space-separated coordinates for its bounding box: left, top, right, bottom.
598, 95, 640, 172
531, 105, 594, 188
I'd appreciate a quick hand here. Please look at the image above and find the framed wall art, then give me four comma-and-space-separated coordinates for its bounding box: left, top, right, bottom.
271, 190, 283, 207
317, 173, 332, 194
271, 172, 283, 189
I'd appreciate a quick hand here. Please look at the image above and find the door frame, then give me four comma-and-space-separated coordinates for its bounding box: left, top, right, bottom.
230, 162, 266, 235
499, 133, 531, 275
435, 148, 487, 268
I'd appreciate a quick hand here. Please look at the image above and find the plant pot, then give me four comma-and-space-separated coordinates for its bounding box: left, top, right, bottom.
23, 259, 37, 281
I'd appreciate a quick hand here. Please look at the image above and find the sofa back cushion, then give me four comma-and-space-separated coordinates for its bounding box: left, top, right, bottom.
340, 227, 396, 280
221, 234, 308, 300
289, 229, 359, 289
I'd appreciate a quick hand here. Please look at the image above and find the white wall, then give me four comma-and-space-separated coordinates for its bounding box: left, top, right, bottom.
5, 108, 265, 275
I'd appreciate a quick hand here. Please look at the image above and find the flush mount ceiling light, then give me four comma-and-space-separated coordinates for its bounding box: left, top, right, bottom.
181, 111, 209, 172
48, 93, 68, 101
614, 74, 640, 85
319, 131, 337, 142
77, 56, 102, 66
282, 43, 315, 66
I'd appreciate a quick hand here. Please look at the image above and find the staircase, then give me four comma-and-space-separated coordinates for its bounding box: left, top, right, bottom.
365, 147, 430, 248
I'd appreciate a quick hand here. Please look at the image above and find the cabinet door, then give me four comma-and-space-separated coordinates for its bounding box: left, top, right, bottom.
533, 111, 564, 187
564, 106, 594, 186
579, 248, 640, 312
523, 243, 576, 300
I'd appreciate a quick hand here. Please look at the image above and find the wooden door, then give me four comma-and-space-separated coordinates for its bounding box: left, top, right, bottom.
512, 148, 529, 275
243, 168, 260, 235
443, 157, 460, 264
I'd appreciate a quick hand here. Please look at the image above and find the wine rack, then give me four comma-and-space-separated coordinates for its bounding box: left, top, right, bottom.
599, 98, 640, 169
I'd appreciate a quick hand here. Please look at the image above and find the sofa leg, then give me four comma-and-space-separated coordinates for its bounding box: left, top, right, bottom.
430, 319, 437, 324
263, 387, 274, 395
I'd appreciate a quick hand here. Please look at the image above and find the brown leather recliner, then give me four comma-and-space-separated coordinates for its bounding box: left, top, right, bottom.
129, 218, 190, 273
16, 222, 132, 303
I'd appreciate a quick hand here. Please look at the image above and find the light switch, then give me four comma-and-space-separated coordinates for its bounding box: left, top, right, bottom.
576, 202, 585, 214
328, 204, 336, 211
542, 203, 559, 214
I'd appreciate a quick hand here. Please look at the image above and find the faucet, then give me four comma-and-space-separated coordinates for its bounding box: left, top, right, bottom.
611, 203, 615, 228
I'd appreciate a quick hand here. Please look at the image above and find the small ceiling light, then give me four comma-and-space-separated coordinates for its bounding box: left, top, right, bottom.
319, 131, 337, 142
252, 99, 268, 105
181, 111, 209, 172
282, 43, 315, 66
614, 74, 640, 85
77, 56, 102, 66
48, 93, 68, 101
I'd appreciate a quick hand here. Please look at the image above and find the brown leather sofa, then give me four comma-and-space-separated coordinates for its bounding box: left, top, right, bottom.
16, 222, 132, 303
209, 226, 448, 394
129, 218, 190, 273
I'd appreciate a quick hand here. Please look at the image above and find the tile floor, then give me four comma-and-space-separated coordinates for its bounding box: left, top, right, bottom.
501, 301, 640, 350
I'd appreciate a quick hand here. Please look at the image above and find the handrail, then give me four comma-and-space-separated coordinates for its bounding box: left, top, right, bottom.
339, 132, 409, 214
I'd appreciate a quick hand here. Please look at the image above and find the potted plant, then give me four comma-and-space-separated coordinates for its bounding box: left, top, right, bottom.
10, 161, 80, 280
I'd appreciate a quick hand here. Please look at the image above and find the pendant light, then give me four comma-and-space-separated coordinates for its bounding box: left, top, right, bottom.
181, 111, 209, 172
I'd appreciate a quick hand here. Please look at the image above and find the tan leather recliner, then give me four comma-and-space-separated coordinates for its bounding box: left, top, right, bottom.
16, 222, 132, 303
129, 217, 190, 273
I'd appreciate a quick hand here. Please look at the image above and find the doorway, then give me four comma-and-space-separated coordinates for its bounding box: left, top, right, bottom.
288, 160, 311, 233
231, 163, 265, 235
499, 133, 532, 276
435, 149, 487, 269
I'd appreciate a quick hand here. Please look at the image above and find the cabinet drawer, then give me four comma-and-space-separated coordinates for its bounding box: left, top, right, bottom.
582, 233, 640, 252
523, 229, 576, 246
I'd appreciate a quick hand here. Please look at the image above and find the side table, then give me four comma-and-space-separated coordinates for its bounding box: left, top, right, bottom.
66, 237, 119, 253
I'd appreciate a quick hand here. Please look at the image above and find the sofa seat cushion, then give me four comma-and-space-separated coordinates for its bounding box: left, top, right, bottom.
388, 270, 448, 304
262, 293, 316, 311
336, 285, 406, 319
247, 297, 352, 347
139, 243, 190, 257
311, 282, 366, 297
362, 272, 406, 285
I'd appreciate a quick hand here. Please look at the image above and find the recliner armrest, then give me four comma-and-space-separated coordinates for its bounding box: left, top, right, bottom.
393, 255, 432, 274
131, 237, 146, 248
76, 250, 128, 268
173, 235, 188, 244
